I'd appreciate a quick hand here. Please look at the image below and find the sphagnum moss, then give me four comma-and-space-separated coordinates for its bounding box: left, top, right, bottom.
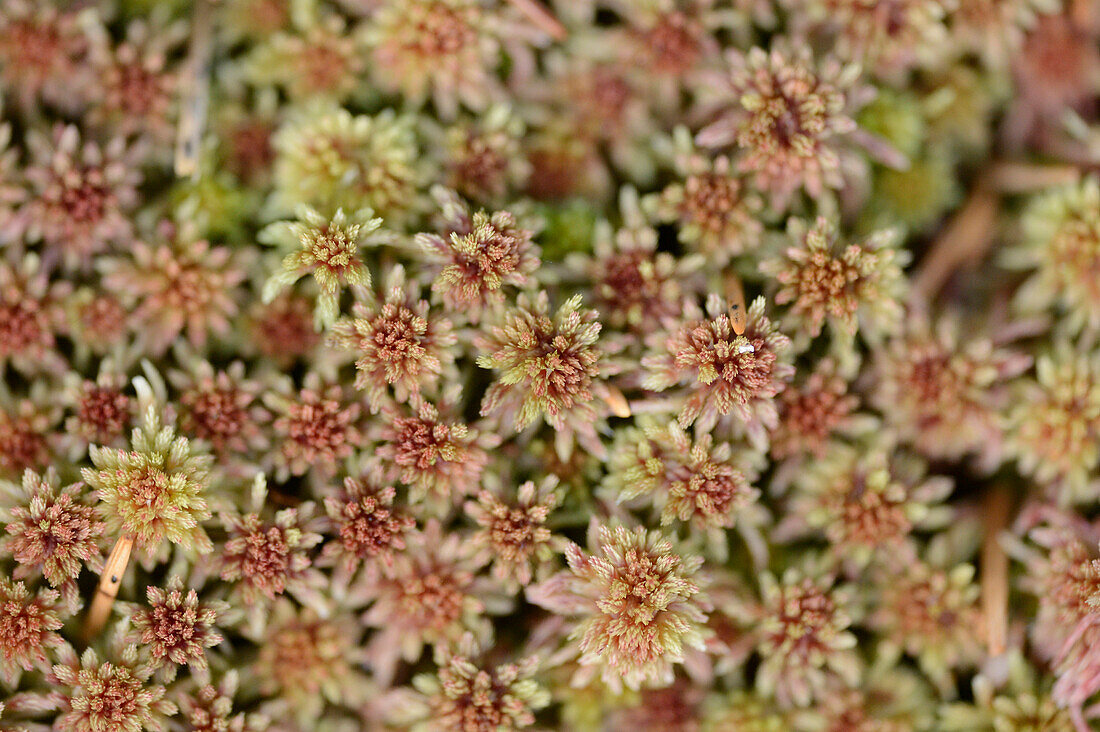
1, 2, 1099, 731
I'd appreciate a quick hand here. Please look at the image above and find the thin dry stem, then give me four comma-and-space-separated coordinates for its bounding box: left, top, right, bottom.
911, 184, 999, 303
915, 161, 1085, 303
84, 534, 134, 640
981, 486, 1010, 657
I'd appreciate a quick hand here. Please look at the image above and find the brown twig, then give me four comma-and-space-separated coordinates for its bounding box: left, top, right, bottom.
507, 0, 567, 41
84, 534, 134, 640
911, 184, 999, 304
913, 160, 1086, 304
981, 486, 1011, 657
